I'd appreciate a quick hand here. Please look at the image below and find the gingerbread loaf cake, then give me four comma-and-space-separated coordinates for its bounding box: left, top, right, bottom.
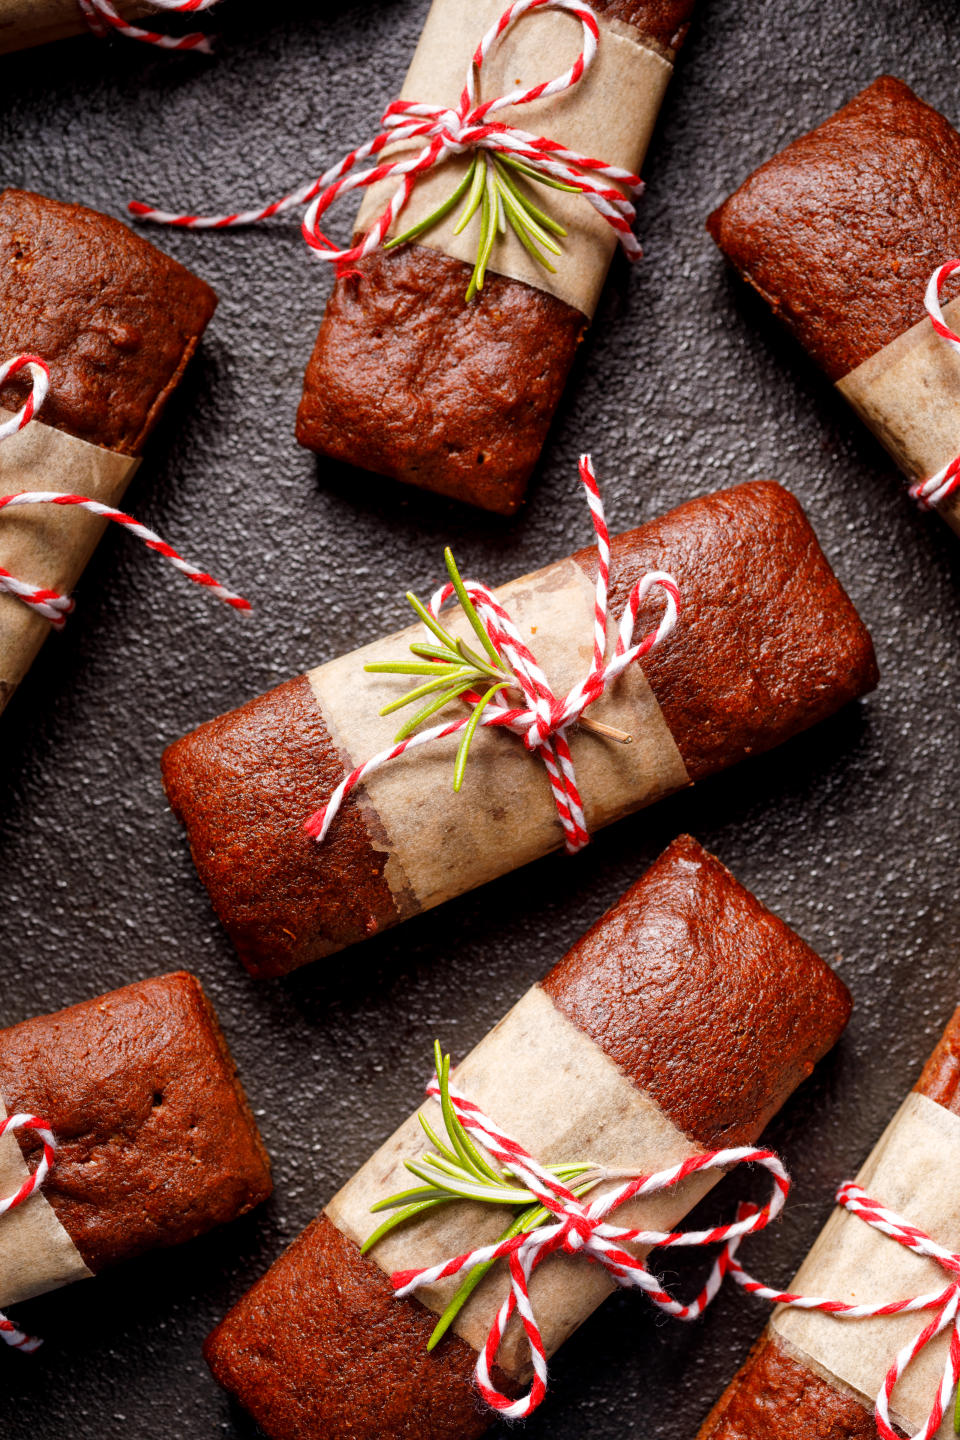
0, 971, 272, 1284
707, 77, 960, 528
162, 480, 878, 979
0, 187, 217, 456
696, 1008, 960, 1440
296, 0, 696, 515
0, 187, 218, 713
203, 834, 852, 1440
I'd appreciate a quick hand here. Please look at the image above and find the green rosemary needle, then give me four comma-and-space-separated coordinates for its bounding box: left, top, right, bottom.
386, 150, 580, 302
362, 1041, 601, 1349
954, 1376, 960, 1434
366, 546, 633, 789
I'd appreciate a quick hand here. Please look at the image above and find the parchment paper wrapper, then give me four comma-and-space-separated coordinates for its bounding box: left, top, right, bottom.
355, 0, 673, 317
0, 414, 139, 716
772, 1092, 960, 1438
0, 0, 151, 52
326, 984, 717, 1381
307, 554, 689, 925
837, 296, 960, 538
0, 1092, 92, 1307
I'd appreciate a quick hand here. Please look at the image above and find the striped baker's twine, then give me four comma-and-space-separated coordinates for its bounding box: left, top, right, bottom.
388, 1066, 791, 1420
0, 353, 249, 624
304, 455, 680, 855
0, 1113, 57, 1356
725, 1182, 960, 1440
129, 0, 645, 273
910, 260, 960, 511
77, 0, 217, 52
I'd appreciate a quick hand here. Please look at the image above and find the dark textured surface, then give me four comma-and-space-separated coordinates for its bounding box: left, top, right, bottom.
0, 1, 958, 1437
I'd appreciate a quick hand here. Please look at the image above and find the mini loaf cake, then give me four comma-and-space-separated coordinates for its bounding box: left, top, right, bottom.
0, 187, 218, 714
0, 971, 272, 1277
0, 187, 217, 455
696, 1009, 960, 1440
707, 78, 960, 531
296, 0, 697, 515
162, 480, 878, 979
203, 835, 853, 1440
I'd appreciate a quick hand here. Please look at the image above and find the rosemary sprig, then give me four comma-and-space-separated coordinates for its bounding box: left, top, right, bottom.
386, 151, 580, 302
365, 548, 513, 791
362, 1041, 600, 1349
366, 548, 633, 790
954, 1377, 960, 1434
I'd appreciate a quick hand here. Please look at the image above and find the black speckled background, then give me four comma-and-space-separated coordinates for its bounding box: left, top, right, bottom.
1, 1, 959, 1435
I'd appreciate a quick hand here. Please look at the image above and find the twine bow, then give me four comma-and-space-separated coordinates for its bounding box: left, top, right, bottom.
910, 260, 960, 511
78, 0, 218, 52
729, 1182, 960, 1440
0, 353, 249, 627
303, 456, 680, 854
0, 1112, 56, 1355
130, 0, 645, 290
386, 1064, 791, 1420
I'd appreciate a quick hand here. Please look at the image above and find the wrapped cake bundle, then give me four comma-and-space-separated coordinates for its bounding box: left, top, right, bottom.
0, 187, 217, 714
709, 77, 960, 536
0, 972, 272, 1316
162, 479, 877, 978
295, 0, 697, 514
697, 1006, 960, 1440
202, 835, 852, 1440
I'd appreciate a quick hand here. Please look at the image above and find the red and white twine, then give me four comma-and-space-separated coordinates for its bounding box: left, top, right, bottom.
0, 1112, 56, 1356
130, 0, 645, 274
304, 456, 680, 854
391, 1066, 791, 1420
390, 1065, 960, 1432
78, 0, 217, 52
910, 260, 960, 511
728, 1181, 960, 1440
0, 353, 249, 625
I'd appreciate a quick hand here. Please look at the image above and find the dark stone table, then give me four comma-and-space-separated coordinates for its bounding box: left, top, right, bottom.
2, 0, 959, 1435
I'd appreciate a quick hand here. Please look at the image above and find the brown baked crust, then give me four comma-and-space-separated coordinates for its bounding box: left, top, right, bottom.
162, 480, 877, 979
0, 972, 272, 1272
162, 673, 400, 977
694, 1005, 960, 1439
542, 834, 852, 1148
577, 480, 878, 783
706, 76, 960, 382
0, 188, 217, 454
696, 1332, 881, 1440
599, 0, 695, 53
205, 1213, 511, 1440
295, 0, 693, 514
296, 247, 585, 515
204, 835, 849, 1440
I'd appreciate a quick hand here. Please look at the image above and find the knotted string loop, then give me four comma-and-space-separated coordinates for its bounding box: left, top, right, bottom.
304, 455, 680, 854
387, 1065, 790, 1420
129, 0, 645, 278
0, 353, 249, 625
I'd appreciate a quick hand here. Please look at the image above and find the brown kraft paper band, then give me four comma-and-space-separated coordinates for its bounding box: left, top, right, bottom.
0, 1093, 92, 1308
0, 0, 151, 51
355, 0, 673, 317
836, 295, 960, 538
325, 984, 717, 1381
771, 1092, 960, 1438
306, 554, 690, 921
0, 413, 139, 715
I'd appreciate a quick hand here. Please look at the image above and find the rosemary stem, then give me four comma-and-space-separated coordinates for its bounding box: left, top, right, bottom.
578, 716, 633, 745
